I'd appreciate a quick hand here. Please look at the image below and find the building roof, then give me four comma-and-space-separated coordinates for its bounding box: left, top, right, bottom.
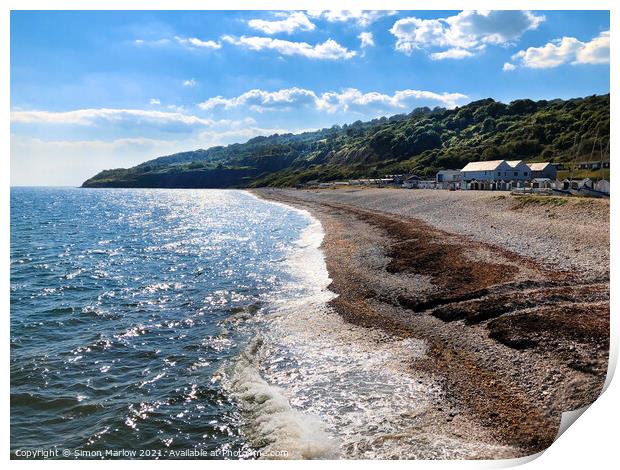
461, 160, 504, 172
506, 160, 525, 168
528, 162, 552, 171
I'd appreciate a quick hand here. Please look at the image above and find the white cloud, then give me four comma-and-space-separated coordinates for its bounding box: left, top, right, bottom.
512, 37, 583, 68
316, 88, 468, 112
134, 37, 220, 50
502, 62, 516, 72
430, 48, 474, 60
576, 30, 610, 64
221, 35, 356, 60
507, 30, 610, 69
183, 79, 197, 87
149, 98, 161, 105
134, 38, 171, 47
11, 108, 234, 130
198, 87, 467, 113
390, 10, 544, 58
248, 12, 315, 35
307, 10, 396, 27
199, 87, 318, 112
174, 36, 221, 49
358, 32, 375, 49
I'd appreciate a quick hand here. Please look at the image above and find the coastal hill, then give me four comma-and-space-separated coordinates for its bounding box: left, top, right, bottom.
82, 94, 609, 188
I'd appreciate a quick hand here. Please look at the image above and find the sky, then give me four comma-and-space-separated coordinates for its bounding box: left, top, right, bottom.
10, 10, 610, 186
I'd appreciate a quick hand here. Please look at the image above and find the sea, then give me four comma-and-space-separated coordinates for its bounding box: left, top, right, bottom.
10, 187, 506, 459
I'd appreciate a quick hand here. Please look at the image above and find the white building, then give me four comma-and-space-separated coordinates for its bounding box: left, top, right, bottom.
460, 159, 534, 190
436, 170, 462, 189
506, 160, 532, 180
460, 160, 509, 182
528, 162, 557, 180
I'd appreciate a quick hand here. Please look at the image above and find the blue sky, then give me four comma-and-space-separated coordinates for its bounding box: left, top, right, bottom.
10, 10, 610, 185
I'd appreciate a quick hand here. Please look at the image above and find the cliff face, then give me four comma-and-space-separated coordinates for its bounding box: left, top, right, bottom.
81, 167, 260, 189
82, 94, 610, 188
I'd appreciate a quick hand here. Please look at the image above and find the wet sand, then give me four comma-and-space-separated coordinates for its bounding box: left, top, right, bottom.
253, 187, 609, 458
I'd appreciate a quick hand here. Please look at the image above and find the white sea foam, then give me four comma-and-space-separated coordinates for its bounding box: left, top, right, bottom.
224, 193, 516, 459
222, 336, 338, 459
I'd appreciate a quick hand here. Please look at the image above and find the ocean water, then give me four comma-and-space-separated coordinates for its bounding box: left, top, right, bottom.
11, 187, 512, 460
10, 188, 313, 458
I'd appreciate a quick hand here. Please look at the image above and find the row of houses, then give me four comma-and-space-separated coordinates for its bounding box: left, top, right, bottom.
305, 159, 609, 195
315, 177, 398, 188
460, 160, 557, 182
409, 175, 609, 193
403, 160, 556, 190
310, 177, 403, 189
402, 159, 609, 194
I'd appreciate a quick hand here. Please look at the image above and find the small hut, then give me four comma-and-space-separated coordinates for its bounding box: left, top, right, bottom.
595, 179, 610, 194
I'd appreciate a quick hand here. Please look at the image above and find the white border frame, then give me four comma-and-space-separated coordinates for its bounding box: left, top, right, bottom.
3, 2, 616, 468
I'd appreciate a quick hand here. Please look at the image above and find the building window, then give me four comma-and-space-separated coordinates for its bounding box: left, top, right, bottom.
514, 171, 518, 176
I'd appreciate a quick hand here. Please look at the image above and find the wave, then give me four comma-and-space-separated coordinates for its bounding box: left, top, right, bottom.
216, 199, 339, 458
221, 336, 338, 460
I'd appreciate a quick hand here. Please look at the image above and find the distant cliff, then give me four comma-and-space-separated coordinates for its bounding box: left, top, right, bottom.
82, 94, 609, 188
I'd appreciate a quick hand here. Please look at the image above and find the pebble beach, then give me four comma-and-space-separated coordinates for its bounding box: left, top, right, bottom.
254, 187, 610, 458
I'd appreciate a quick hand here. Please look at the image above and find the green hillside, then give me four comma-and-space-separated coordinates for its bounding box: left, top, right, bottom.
82, 94, 610, 188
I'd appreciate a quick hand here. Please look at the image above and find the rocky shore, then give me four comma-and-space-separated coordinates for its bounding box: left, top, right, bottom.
253, 187, 610, 459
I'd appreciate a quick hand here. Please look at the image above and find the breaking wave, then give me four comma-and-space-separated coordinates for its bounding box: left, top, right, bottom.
222, 336, 338, 459
220, 204, 338, 459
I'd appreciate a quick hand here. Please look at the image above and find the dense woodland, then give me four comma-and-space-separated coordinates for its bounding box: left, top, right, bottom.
82, 94, 610, 188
